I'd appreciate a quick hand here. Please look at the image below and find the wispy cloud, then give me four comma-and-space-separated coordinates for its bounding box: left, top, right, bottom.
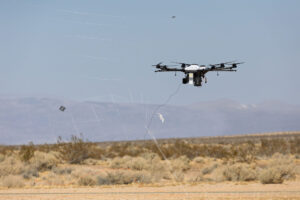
62, 20, 112, 27
56, 9, 123, 18
64, 34, 111, 41
81, 55, 111, 61
83, 76, 120, 81
56, 9, 95, 16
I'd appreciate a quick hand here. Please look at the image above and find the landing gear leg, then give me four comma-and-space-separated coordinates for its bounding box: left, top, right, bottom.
182, 76, 188, 84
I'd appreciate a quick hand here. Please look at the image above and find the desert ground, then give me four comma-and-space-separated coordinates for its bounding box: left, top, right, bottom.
0, 182, 300, 200
0, 132, 299, 199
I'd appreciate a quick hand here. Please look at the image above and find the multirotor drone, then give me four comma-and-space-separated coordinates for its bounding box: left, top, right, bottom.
153, 61, 244, 87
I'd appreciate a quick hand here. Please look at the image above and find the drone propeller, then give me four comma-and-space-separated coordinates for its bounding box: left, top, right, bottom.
231, 62, 244, 65
152, 62, 165, 69
230, 62, 244, 68
215, 61, 236, 65
171, 62, 191, 69
209, 61, 236, 68
171, 61, 191, 65
152, 62, 177, 67
152, 62, 163, 66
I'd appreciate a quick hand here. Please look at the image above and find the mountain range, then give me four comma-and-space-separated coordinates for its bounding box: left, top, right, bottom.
1, 96, 300, 145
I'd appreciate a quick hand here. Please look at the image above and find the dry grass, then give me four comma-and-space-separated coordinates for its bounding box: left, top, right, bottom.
202, 162, 218, 175
30, 151, 59, 171
0, 154, 25, 177
0, 133, 299, 187
78, 176, 97, 186
170, 156, 190, 172
97, 170, 152, 185
1, 175, 25, 188
258, 153, 296, 184
223, 163, 257, 181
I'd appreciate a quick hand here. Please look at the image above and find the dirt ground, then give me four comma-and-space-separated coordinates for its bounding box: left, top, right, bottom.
0, 181, 299, 200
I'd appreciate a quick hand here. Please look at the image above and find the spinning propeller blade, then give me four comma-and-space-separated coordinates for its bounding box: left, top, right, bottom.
152, 62, 163, 67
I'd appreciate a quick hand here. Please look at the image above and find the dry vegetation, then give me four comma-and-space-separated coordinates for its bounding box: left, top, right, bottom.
0, 132, 299, 188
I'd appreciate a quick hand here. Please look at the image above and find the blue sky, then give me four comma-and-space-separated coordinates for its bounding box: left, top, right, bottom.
1, 0, 299, 105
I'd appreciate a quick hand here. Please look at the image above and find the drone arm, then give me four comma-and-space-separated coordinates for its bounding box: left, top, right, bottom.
210, 69, 237, 72
155, 68, 184, 72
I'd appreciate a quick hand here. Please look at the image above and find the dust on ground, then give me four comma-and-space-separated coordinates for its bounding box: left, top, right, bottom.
0, 181, 300, 200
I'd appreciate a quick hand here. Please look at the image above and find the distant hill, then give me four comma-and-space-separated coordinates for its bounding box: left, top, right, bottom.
0, 96, 300, 145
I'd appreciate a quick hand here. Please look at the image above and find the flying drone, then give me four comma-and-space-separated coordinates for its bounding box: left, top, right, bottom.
152, 61, 244, 87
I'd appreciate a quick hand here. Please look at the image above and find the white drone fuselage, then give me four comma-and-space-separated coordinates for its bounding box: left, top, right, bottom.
184, 65, 207, 85
184, 64, 207, 72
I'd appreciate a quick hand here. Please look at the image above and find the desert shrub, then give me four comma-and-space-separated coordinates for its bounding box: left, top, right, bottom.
109, 157, 123, 169
86, 146, 104, 160
57, 135, 102, 164
140, 152, 159, 160
129, 171, 152, 184
19, 142, 35, 162
71, 168, 93, 178
0, 145, 15, 155
82, 158, 100, 165
22, 167, 39, 179
210, 167, 227, 182
223, 163, 257, 181
1, 175, 25, 188
259, 153, 295, 184
97, 171, 151, 185
271, 153, 296, 175
0, 155, 25, 177
172, 140, 195, 159
259, 168, 285, 184
229, 143, 256, 162
260, 139, 289, 156
105, 171, 129, 184
188, 173, 204, 183
78, 176, 96, 186
30, 151, 59, 171
57, 135, 89, 164
52, 166, 73, 175
70, 168, 97, 186
149, 157, 170, 181
195, 144, 230, 159
96, 173, 110, 185
290, 138, 300, 154
41, 172, 65, 186
193, 156, 205, 164
170, 156, 190, 172
99, 171, 127, 185
109, 156, 131, 169
202, 163, 218, 175
0, 154, 5, 162
127, 157, 149, 171
107, 142, 145, 158
109, 156, 149, 171
172, 170, 185, 182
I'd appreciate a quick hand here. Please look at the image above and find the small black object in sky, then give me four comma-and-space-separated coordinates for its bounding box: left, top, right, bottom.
59, 106, 66, 112
171, 16, 176, 19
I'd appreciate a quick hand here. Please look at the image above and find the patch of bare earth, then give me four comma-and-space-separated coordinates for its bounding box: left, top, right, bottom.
0, 181, 300, 200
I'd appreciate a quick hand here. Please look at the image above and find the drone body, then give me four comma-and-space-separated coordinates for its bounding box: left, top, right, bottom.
153, 61, 244, 87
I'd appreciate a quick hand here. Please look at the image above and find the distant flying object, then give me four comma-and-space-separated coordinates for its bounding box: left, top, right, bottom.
152, 61, 244, 87
59, 106, 66, 112
171, 16, 176, 19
